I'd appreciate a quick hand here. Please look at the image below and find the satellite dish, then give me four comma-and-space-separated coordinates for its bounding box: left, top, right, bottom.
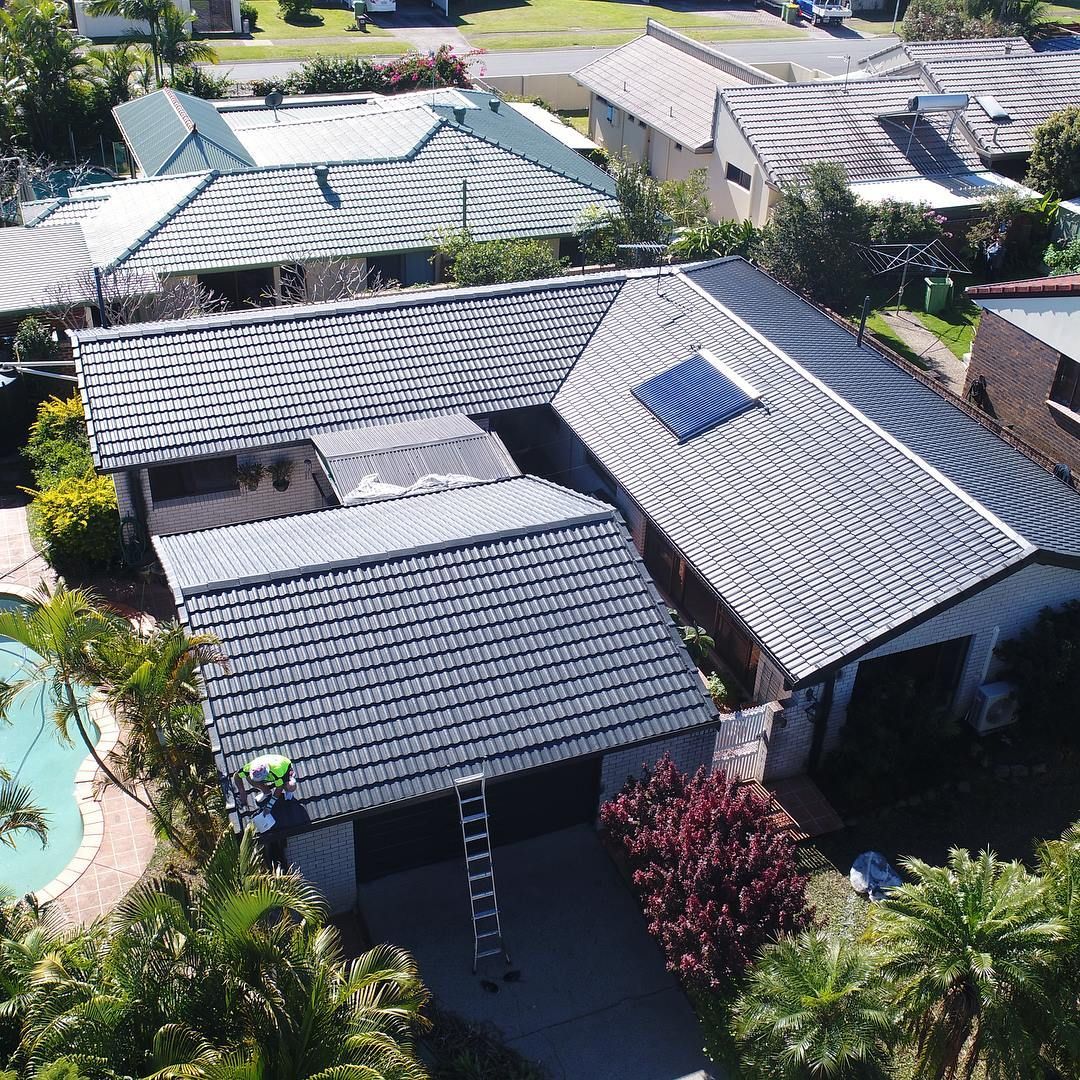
264, 89, 284, 117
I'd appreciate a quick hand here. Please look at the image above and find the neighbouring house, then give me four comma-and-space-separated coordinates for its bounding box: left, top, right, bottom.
859, 35, 1034, 74
71, 258, 1080, 788
0, 225, 95, 337
964, 274, 1080, 476
24, 89, 617, 305
574, 21, 783, 196
74, 0, 239, 40
152, 475, 720, 908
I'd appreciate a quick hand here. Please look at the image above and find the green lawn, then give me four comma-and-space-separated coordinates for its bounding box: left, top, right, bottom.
214, 40, 407, 58
245, 0, 394, 36
451, 0, 775, 33
685, 24, 807, 40
845, 13, 899, 33
468, 23, 803, 47
910, 301, 979, 360
866, 311, 931, 369
558, 108, 590, 135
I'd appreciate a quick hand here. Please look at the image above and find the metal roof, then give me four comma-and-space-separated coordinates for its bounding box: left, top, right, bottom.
113, 90, 255, 177
922, 52, 1080, 157
73, 277, 622, 471
553, 268, 1034, 684
849, 169, 1038, 209
311, 414, 519, 499
719, 77, 983, 187
0, 225, 94, 316
575, 20, 777, 151
154, 476, 716, 823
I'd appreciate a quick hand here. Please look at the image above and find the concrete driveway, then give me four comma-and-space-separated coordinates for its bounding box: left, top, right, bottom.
359, 825, 720, 1080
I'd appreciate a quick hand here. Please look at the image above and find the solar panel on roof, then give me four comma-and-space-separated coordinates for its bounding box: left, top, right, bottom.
632, 350, 758, 441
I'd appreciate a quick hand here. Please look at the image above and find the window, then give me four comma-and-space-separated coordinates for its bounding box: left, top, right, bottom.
149, 456, 238, 503
725, 162, 752, 190
1050, 355, 1080, 414
606, 104, 615, 124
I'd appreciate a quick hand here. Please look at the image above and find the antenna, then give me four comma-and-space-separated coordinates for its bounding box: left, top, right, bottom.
828, 54, 851, 91
264, 89, 284, 122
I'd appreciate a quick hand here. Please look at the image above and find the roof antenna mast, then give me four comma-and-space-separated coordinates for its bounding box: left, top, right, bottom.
828, 55, 851, 92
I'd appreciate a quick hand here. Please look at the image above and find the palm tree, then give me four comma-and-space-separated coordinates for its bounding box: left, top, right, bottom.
0, 582, 148, 810
156, 4, 216, 80
0, 777, 48, 850
17, 829, 430, 1079
84, 0, 171, 84
870, 848, 1064, 1080
733, 929, 896, 1079
94, 620, 228, 857
89, 41, 148, 104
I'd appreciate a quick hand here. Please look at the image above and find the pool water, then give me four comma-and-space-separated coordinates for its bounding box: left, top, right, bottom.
0, 603, 100, 896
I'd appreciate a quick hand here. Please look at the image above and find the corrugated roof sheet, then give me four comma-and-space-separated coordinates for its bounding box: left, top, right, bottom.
154, 477, 716, 822
0, 224, 94, 316
73, 277, 622, 471
719, 77, 983, 186
575, 20, 776, 151
312, 415, 519, 498
110, 126, 614, 276
685, 259, 1080, 561
113, 89, 255, 177
553, 270, 1031, 684
922, 52, 1080, 156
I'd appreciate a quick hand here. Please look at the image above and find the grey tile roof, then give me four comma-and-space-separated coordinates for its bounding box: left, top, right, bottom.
73, 277, 623, 471
921, 52, 1080, 157
154, 476, 716, 822
553, 270, 1032, 684
719, 77, 983, 186
575, 20, 777, 151
110, 126, 614, 276
113, 90, 255, 177
685, 258, 1080, 562
0, 224, 93, 316
311, 415, 519, 499
861, 36, 1032, 71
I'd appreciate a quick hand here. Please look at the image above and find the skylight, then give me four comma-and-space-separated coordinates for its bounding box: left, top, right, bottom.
632, 350, 759, 441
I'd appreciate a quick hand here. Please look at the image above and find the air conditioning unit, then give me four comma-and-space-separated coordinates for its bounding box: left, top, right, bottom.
966, 681, 1018, 735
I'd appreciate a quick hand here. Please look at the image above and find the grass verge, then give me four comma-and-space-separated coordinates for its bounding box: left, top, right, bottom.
468, 29, 637, 47
683, 24, 808, 40
451, 0, 759, 33
244, 0, 394, 37
213, 40, 408, 58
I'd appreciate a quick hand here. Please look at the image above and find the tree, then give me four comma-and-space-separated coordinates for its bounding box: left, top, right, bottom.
89, 41, 148, 105
660, 169, 710, 229
600, 754, 812, 991
436, 230, 567, 286
669, 219, 760, 262
901, 0, 1021, 40
84, 0, 171, 84
0, 778, 48, 850
733, 930, 897, 1080
1026, 107, 1080, 200
0, 583, 147, 810
156, 3, 215, 80
0, 0, 96, 154
870, 848, 1063, 1080
12, 830, 430, 1079
268, 254, 394, 306
757, 161, 871, 312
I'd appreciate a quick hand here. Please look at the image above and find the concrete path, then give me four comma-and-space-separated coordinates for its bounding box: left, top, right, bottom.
360, 825, 720, 1080
879, 310, 969, 395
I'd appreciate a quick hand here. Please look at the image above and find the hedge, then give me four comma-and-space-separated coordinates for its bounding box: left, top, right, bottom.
31, 475, 121, 569
23, 395, 94, 487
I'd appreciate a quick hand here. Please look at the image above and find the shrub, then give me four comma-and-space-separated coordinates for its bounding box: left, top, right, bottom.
901, 0, 1019, 40
169, 65, 233, 100
964, 189, 1053, 276
15, 316, 58, 361
425, 1007, 547, 1079
239, 0, 258, 29
669, 219, 760, 262
868, 199, 948, 244
1027, 107, 1080, 200
278, 0, 313, 22
30, 474, 120, 568
24, 395, 94, 487
269, 46, 474, 96
1045, 236, 1080, 274
705, 673, 729, 709
997, 602, 1080, 742
436, 231, 566, 286
600, 754, 812, 991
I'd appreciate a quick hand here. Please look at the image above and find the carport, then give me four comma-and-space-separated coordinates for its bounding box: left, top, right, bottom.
359, 825, 716, 1080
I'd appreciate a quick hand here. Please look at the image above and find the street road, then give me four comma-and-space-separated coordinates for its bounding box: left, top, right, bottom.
209, 33, 895, 83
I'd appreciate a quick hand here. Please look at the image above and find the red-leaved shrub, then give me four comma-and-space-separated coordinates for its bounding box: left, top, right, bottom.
600, 754, 812, 991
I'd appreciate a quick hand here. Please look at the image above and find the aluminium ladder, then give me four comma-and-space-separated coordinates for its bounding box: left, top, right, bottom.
454, 772, 510, 973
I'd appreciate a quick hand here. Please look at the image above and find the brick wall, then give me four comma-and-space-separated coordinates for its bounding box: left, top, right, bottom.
286, 820, 357, 914
132, 446, 329, 537
598, 727, 718, 805
965, 310, 1080, 473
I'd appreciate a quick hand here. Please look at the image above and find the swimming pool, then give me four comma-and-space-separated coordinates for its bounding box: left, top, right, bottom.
0, 595, 101, 897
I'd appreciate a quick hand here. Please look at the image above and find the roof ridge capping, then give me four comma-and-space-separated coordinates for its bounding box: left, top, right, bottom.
157, 475, 619, 598
676, 266, 1038, 556
645, 19, 780, 85
70, 267, 663, 344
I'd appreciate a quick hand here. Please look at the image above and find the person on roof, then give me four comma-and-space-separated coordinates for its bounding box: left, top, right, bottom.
233, 753, 297, 809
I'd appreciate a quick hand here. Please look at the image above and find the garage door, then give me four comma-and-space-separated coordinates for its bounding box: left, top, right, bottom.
353, 756, 602, 882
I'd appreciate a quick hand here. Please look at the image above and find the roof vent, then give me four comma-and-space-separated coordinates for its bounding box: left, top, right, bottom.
976, 94, 1010, 122
314, 163, 329, 183
906, 93, 969, 114
489, 97, 500, 112
453, 105, 466, 123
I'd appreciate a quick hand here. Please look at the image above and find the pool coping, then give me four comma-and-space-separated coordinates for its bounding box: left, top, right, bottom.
2, 582, 121, 906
